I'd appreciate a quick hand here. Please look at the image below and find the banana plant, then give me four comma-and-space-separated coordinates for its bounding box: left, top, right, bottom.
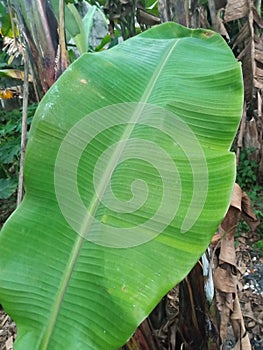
50, 0, 108, 55
7, 0, 108, 96
0, 22, 243, 349
9, 0, 60, 96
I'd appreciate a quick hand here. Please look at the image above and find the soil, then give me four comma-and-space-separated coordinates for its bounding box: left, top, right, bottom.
234, 233, 263, 350
0, 308, 16, 350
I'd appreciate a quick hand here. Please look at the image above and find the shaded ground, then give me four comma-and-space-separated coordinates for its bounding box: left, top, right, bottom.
0, 195, 16, 230
235, 233, 263, 350
0, 308, 16, 350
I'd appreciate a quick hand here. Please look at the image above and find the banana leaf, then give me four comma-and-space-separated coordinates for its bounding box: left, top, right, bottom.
0, 22, 243, 349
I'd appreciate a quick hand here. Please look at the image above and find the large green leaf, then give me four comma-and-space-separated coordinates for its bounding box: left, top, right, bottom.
0, 22, 243, 349
50, 0, 107, 53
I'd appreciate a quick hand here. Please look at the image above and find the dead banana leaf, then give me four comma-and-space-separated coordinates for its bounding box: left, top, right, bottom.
252, 6, 263, 28
0, 69, 33, 82
231, 294, 252, 350
225, 0, 263, 101
213, 265, 237, 293
241, 191, 261, 231
224, 0, 249, 22
136, 7, 161, 27
211, 183, 259, 350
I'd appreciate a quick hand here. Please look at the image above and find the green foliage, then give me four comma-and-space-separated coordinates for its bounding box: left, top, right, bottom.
236, 147, 259, 191
0, 108, 22, 182
66, 2, 93, 53
252, 191, 263, 235
235, 194, 263, 236
235, 147, 263, 236
0, 23, 243, 349
0, 1, 13, 37
50, 0, 108, 56
0, 104, 37, 198
143, 0, 159, 17
253, 240, 263, 255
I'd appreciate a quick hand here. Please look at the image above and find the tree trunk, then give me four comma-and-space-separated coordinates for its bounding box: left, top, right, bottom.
11, 0, 69, 97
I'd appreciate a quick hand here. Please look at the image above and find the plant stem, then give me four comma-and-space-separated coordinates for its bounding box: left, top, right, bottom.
254, 0, 261, 14
17, 49, 29, 206
236, 102, 246, 166
56, 0, 69, 78
6, 0, 17, 46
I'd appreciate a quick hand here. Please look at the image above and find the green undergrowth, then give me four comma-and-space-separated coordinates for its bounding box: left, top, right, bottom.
0, 103, 37, 226
235, 147, 263, 242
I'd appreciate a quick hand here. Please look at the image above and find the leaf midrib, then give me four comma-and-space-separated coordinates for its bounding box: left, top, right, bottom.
40, 38, 179, 349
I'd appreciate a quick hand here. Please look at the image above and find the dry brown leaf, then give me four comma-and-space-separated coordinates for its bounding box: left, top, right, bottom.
243, 118, 261, 150
252, 6, 263, 28
232, 22, 250, 50
255, 66, 263, 89
238, 41, 254, 102
228, 0, 263, 103
214, 12, 230, 39
211, 183, 256, 349
230, 183, 243, 210
215, 292, 231, 339
231, 294, 243, 321
213, 266, 237, 293
232, 336, 252, 350
197, 6, 210, 28
255, 36, 263, 52
5, 337, 13, 350
224, 0, 249, 22
219, 235, 236, 265
241, 191, 261, 231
